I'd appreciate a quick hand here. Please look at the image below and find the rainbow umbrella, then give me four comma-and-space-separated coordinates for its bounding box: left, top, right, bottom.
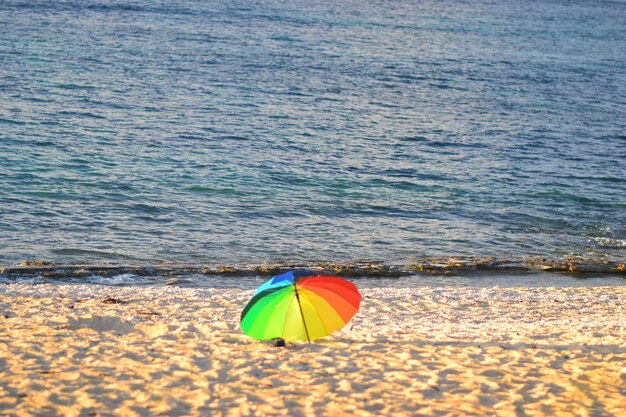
240, 270, 361, 342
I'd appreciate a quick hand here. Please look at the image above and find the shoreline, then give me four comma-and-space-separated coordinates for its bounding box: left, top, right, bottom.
2, 282, 625, 416
2, 257, 625, 279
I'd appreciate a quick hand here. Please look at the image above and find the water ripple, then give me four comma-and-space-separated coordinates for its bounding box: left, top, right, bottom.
1, 0, 625, 265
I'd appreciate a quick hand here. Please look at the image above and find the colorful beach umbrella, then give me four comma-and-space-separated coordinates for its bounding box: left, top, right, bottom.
240, 270, 361, 342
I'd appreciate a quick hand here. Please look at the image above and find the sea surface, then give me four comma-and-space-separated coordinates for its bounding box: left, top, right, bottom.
1, 0, 625, 268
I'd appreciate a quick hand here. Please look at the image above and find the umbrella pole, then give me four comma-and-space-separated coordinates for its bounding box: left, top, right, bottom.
293, 283, 311, 342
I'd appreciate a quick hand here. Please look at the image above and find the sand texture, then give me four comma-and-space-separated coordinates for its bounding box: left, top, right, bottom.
1, 283, 625, 416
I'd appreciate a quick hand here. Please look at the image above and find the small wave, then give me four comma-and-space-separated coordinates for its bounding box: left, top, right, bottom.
0, 117, 26, 125
213, 135, 250, 141
86, 274, 142, 286
592, 237, 626, 249
53, 83, 96, 91
50, 249, 138, 260
269, 36, 302, 43
398, 136, 485, 149
129, 203, 172, 215
57, 111, 106, 119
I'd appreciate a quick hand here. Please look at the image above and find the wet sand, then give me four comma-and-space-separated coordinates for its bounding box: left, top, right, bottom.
1, 283, 625, 416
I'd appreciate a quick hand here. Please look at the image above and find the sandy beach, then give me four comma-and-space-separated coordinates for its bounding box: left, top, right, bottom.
1, 281, 625, 416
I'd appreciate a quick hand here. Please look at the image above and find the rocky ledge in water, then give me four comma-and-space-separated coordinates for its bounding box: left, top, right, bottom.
0, 257, 624, 279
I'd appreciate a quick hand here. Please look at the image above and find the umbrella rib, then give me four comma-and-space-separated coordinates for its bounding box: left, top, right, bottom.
293, 282, 311, 342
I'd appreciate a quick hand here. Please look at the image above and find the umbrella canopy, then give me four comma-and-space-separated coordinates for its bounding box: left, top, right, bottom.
240, 270, 361, 342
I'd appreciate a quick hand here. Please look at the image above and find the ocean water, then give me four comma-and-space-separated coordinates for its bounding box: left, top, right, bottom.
1, 0, 625, 267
